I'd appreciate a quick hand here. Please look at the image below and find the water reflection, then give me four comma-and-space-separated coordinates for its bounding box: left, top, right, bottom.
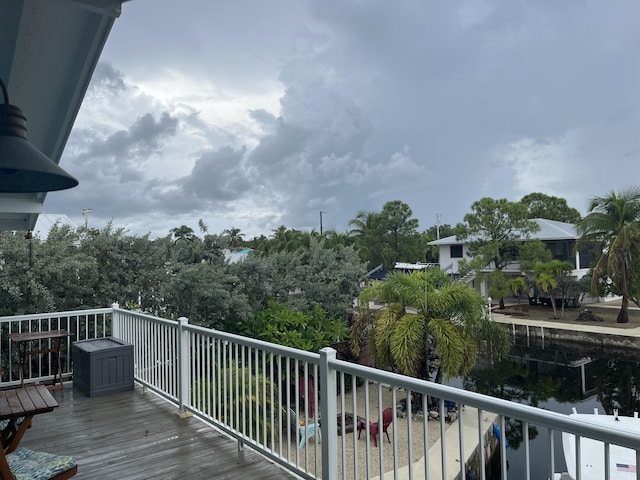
454, 338, 640, 477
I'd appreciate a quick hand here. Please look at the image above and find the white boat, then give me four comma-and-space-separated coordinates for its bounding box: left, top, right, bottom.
554, 408, 639, 480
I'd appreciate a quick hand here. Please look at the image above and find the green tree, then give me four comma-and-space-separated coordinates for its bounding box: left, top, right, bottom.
576, 187, 640, 323
242, 300, 347, 351
534, 260, 574, 319
520, 192, 582, 223
0, 231, 56, 314
458, 197, 540, 309
379, 200, 421, 265
37, 224, 99, 310
487, 270, 509, 310
161, 261, 250, 329
222, 227, 245, 249
197, 218, 208, 234
351, 270, 511, 384
507, 276, 528, 312
269, 226, 307, 254
519, 239, 553, 272
322, 228, 353, 250
349, 210, 386, 269
170, 225, 195, 243
232, 238, 366, 321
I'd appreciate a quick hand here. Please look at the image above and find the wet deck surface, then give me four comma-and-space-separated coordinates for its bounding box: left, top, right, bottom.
18, 384, 295, 479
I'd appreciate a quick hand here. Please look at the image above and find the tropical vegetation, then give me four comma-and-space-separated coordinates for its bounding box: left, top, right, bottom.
456, 197, 540, 309
350, 269, 511, 385
577, 186, 640, 323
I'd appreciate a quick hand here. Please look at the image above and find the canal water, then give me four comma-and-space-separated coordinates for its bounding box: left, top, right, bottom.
450, 335, 640, 479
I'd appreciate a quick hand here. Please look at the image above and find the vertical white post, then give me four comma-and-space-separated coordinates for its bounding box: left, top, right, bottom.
319, 347, 337, 480
488, 297, 492, 321
176, 317, 191, 418
111, 302, 120, 338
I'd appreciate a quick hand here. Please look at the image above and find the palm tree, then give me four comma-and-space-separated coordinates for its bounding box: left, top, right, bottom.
270, 226, 306, 253
198, 218, 208, 234
322, 228, 352, 249
534, 260, 574, 319
350, 270, 510, 385
576, 187, 640, 323
223, 227, 245, 249
349, 211, 386, 268
508, 276, 527, 312
170, 225, 195, 243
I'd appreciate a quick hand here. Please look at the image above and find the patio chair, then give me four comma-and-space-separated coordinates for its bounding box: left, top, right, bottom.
298, 375, 316, 417
298, 422, 321, 449
357, 407, 394, 447
0, 447, 77, 480
285, 407, 299, 436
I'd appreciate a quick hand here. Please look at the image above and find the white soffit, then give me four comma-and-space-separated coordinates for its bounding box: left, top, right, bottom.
0, 0, 124, 232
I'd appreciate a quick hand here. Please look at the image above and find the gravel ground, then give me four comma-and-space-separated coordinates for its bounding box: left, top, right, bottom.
287, 382, 446, 479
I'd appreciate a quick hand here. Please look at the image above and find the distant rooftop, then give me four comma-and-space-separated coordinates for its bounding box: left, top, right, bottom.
428, 218, 579, 246
224, 248, 253, 263
32, 214, 78, 239
394, 262, 433, 270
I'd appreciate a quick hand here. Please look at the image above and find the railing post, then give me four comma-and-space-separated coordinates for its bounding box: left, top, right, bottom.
111, 302, 120, 338
319, 347, 337, 480
176, 317, 192, 418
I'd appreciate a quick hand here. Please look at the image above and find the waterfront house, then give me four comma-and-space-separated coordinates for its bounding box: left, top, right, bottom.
427, 218, 592, 277
2, 4, 638, 479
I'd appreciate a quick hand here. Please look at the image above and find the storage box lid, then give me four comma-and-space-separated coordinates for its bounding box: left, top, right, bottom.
74, 338, 128, 352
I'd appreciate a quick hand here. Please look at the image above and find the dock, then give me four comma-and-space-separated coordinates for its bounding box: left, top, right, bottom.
373, 407, 499, 480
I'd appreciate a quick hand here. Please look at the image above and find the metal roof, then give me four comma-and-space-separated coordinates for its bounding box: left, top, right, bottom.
428, 218, 579, 246
0, 0, 124, 232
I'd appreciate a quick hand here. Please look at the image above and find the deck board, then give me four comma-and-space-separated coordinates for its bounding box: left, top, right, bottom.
18, 384, 296, 480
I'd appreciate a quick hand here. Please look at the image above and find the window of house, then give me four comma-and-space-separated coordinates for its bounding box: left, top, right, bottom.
450, 245, 463, 258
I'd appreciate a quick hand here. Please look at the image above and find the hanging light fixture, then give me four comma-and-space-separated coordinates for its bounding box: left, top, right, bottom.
0, 76, 78, 193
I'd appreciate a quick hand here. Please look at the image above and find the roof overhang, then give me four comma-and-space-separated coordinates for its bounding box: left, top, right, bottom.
0, 0, 124, 231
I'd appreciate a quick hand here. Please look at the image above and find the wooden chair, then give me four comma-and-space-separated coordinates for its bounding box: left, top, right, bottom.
0, 447, 77, 480
357, 407, 394, 447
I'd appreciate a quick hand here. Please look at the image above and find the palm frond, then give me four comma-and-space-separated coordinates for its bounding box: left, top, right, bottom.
389, 313, 425, 376
372, 305, 404, 368
426, 317, 469, 379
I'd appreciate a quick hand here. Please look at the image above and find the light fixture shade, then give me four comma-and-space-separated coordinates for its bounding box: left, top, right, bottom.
0, 103, 79, 193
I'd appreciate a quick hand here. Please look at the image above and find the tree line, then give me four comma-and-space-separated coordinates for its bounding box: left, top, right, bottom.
453, 188, 640, 324
0, 186, 639, 390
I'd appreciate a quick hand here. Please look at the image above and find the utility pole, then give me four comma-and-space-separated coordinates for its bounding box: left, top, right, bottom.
436, 213, 442, 240
24, 231, 33, 269
82, 208, 93, 228
320, 211, 325, 235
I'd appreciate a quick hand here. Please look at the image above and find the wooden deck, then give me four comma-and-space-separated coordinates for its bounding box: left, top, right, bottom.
17, 383, 296, 480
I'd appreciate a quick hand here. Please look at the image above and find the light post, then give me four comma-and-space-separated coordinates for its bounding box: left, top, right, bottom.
488, 297, 493, 321
320, 211, 325, 235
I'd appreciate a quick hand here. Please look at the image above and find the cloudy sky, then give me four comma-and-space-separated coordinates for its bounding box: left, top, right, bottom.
44, 0, 640, 239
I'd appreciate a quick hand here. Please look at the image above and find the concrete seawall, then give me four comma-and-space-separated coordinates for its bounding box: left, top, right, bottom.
492, 312, 640, 351
372, 407, 499, 480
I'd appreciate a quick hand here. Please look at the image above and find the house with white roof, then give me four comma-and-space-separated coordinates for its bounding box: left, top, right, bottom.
428, 218, 594, 279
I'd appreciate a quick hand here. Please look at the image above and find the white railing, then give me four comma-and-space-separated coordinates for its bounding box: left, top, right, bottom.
0, 307, 113, 386
2, 305, 640, 480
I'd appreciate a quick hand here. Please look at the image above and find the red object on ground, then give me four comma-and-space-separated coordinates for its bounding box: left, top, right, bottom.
357, 407, 394, 447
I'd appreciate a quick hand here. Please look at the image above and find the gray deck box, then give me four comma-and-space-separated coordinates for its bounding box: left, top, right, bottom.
73, 337, 134, 397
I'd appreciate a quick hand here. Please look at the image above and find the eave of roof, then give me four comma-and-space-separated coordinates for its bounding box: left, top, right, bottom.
0, 0, 124, 232
427, 218, 578, 245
